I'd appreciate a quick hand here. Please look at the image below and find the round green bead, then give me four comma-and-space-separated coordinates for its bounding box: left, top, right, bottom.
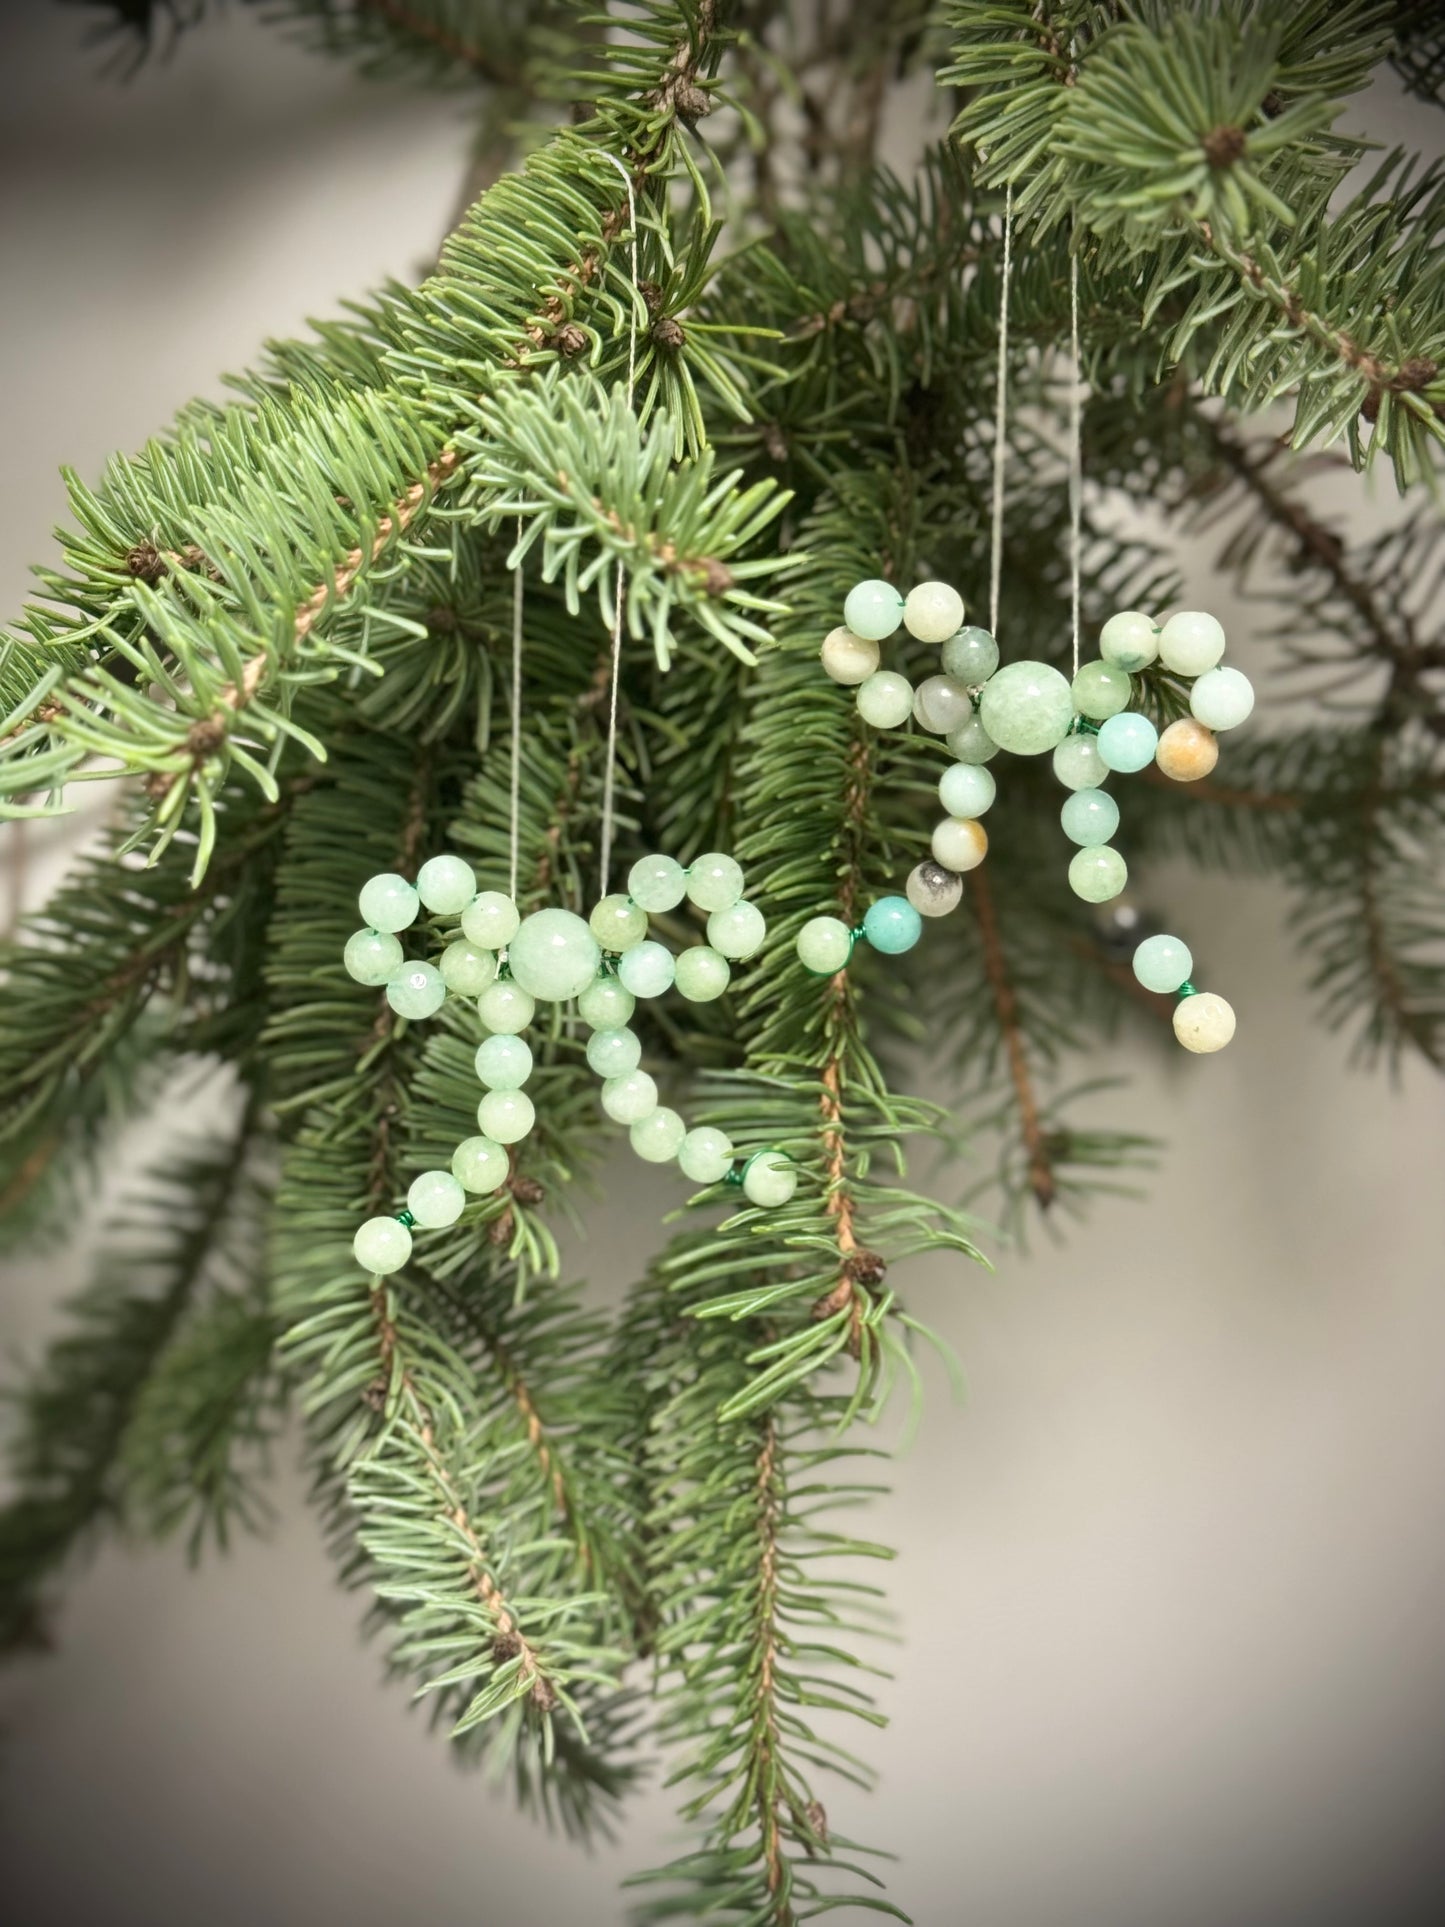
945, 711, 999, 764
353, 1216, 411, 1275
476, 979, 534, 1034
679, 1126, 734, 1184
578, 978, 635, 1030
1053, 735, 1110, 791
461, 891, 519, 950
1158, 611, 1225, 678
862, 896, 921, 955
938, 762, 997, 819
477, 1088, 535, 1144
978, 660, 1074, 755
843, 578, 905, 642
1096, 712, 1158, 773
386, 961, 445, 1020
1132, 933, 1194, 994
407, 1169, 466, 1228
1060, 788, 1121, 847
506, 907, 601, 1003
1067, 845, 1128, 902
856, 670, 914, 729
913, 675, 974, 736
601, 1070, 658, 1124
439, 940, 496, 997
742, 1150, 797, 1208
675, 946, 731, 1002
628, 854, 687, 913
685, 853, 744, 913
1072, 659, 1133, 721
1099, 610, 1159, 672
344, 928, 403, 987
618, 940, 676, 999
589, 893, 648, 952
707, 901, 766, 961
796, 915, 852, 975
416, 853, 477, 915
359, 873, 419, 934
586, 1026, 642, 1079
942, 627, 1000, 685
474, 1033, 533, 1089
451, 1135, 509, 1194
630, 1106, 686, 1164
903, 580, 965, 644
1190, 665, 1254, 731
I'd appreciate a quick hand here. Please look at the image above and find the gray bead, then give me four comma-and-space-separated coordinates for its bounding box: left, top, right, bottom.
905, 859, 965, 919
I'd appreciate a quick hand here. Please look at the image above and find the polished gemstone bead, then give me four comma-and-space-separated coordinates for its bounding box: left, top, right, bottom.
938, 762, 996, 818
843, 578, 905, 641
1072, 658, 1133, 721
439, 939, 497, 996
601, 1069, 658, 1124
577, 978, 635, 1029
945, 711, 1000, 764
1052, 734, 1110, 790
1067, 845, 1128, 902
1190, 665, 1254, 731
674, 946, 731, 1001
474, 1032, 533, 1089
477, 1088, 535, 1143
344, 929, 403, 986
931, 816, 988, 872
1173, 989, 1236, 1053
451, 1135, 509, 1194
461, 890, 520, 950
617, 939, 676, 998
627, 853, 687, 912
1132, 933, 1193, 994
685, 853, 744, 912
1155, 716, 1219, 781
476, 979, 534, 1034
386, 961, 445, 1020
742, 1150, 797, 1208
353, 1215, 411, 1275
1060, 787, 1120, 847
630, 1106, 686, 1163
797, 914, 853, 974
416, 853, 476, 915
506, 907, 601, 1002
589, 893, 648, 952
913, 674, 974, 736
942, 626, 1000, 685
586, 1026, 642, 1079
978, 660, 1074, 755
1096, 711, 1158, 773
407, 1169, 466, 1228
707, 900, 766, 960
903, 579, 965, 643
359, 872, 419, 934
820, 626, 880, 685
905, 860, 964, 918
862, 895, 922, 955
856, 670, 914, 729
679, 1125, 734, 1184
1158, 610, 1226, 677
1099, 610, 1159, 672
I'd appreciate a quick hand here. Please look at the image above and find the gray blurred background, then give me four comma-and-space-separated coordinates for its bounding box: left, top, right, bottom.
2, 8, 1444, 1924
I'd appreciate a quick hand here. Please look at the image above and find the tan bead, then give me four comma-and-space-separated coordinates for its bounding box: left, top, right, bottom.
1155, 717, 1219, 783
931, 815, 988, 873
1172, 991, 1236, 1054
820, 626, 880, 685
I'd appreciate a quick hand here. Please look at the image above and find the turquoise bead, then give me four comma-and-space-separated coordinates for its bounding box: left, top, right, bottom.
945, 711, 999, 764
630, 1106, 686, 1163
416, 853, 477, 915
675, 946, 731, 1001
1060, 787, 1120, 847
686, 853, 744, 912
628, 854, 687, 912
407, 1169, 466, 1228
843, 578, 905, 642
451, 1135, 509, 1194
938, 762, 996, 818
1190, 665, 1254, 731
707, 900, 766, 960
1052, 735, 1109, 790
506, 907, 601, 1002
344, 928, 403, 987
461, 890, 519, 950
476, 979, 534, 1034
862, 896, 921, 955
386, 961, 445, 1020
941, 627, 999, 685
589, 893, 648, 952
477, 1088, 535, 1143
796, 915, 852, 974
439, 939, 496, 996
474, 1033, 533, 1089
1071, 658, 1132, 721
602, 1070, 658, 1124
679, 1126, 734, 1184
353, 1215, 411, 1274
586, 1026, 642, 1079
856, 670, 914, 729
913, 675, 974, 736
577, 978, 635, 1029
1068, 845, 1128, 902
1096, 712, 1158, 772
618, 940, 676, 998
742, 1150, 797, 1208
1099, 610, 1159, 672
1132, 933, 1194, 994
978, 660, 1074, 755
359, 873, 419, 934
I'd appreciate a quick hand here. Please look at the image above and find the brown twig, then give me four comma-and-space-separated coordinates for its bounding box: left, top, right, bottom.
752, 1413, 792, 1922
361, 0, 523, 83
968, 865, 1055, 1209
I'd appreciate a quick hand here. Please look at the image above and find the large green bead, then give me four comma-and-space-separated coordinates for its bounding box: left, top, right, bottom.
796, 915, 852, 975
978, 660, 1074, 755
344, 929, 403, 987
674, 946, 731, 1002
589, 894, 648, 952
386, 961, 445, 1020
685, 853, 744, 912
630, 1107, 686, 1163
474, 1033, 533, 1089
577, 978, 635, 1029
707, 901, 766, 960
1071, 658, 1132, 721
1067, 845, 1128, 902
359, 873, 419, 933
628, 854, 687, 912
1060, 788, 1120, 847
506, 908, 601, 1002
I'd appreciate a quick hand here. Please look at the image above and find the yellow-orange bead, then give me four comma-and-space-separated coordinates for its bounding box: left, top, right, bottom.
1155, 717, 1219, 783
931, 816, 988, 873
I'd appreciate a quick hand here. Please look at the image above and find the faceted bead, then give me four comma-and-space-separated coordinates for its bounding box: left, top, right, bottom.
439, 939, 497, 996
577, 978, 635, 1030
905, 860, 963, 919
461, 890, 520, 950
1158, 611, 1225, 677
1156, 716, 1219, 781
477, 1088, 535, 1143
353, 1215, 411, 1275
416, 853, 477, 915
630, 1106, 686, 1163
1060, 787, 1120, 847
451, 1135, 509, 1194
506, 907, 601, 1002
679, 1125, 734, 1184
797, 915, 852, 974
843, 578, 905, 642
903, 580, 965, 643
978, 660, 1074, 755
1173, 989, 1236, 1053
942, 627, 1000, 685
476, 979, 534, 1034
586, 1026, 642, 1079
474, 1033, 533, 1089
674, 946, 731, 1001
938, 762, 996, 819
1099, 610, 1159, 672
601, 1069, 658, 1124
1132, 933, 1193, 994
618, 939, 676, 998
913, 674, 974, 736
1067, 845, 1128, 902
359, 873, 419, 934
1096, 712, 1158, 773
862, 896, 922, 955
707, 901, 766, 960
344, 929, 403, 987
1053, 734, 1110, 791
742, 1150, 797, 1208
945, 711, 999, 764
407, 1169, 466, 1228
589, 893, 648, 952
820, 626, 880, 686
856, 670, 914, 729
628, 854, 687, 912
1190, 665, 1254, 731
686, 853, 744, 912
1071, 658, 1132, 721
386, 961, 445, 1020
931, 816, 988, 872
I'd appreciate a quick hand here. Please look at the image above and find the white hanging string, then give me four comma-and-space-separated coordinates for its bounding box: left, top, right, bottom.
507, 515, 523, 902
988, 183, 1014, 642
1068, 233, 1083, 677
596, 151, 640, 898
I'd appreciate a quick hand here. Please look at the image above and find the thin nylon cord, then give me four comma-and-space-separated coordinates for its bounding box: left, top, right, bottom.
1068, 236, 1083, 677
988, 184, 1013, 642
596, 151, 640, 898
507, 515, 523, 901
